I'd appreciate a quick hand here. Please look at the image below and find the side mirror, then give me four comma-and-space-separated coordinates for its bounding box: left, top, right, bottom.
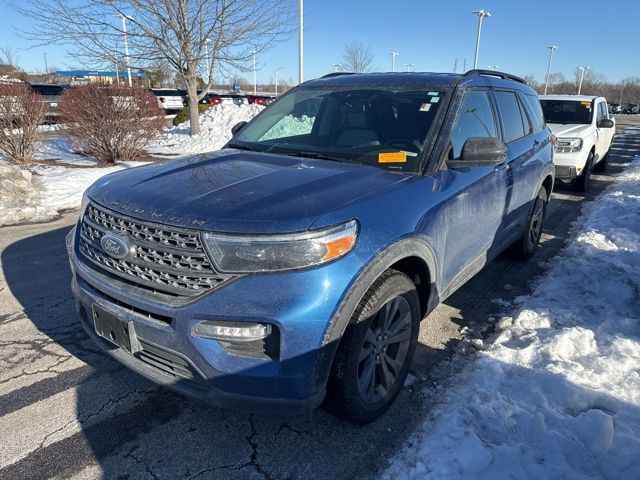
447, 137, 508, 169
231, 121, 247, 136
597, 118, 614, 129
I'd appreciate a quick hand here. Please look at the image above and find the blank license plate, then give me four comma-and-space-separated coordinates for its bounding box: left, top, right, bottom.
93, 304, 138, 353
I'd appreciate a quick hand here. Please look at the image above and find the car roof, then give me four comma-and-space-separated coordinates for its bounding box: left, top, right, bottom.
539, 94, 602, 102
302, 71, 536, 94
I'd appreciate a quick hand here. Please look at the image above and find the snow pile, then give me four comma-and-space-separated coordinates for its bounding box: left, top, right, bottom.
151, 104, 264, 156
385, 159, 640, 479
0, 156, 142, 226
0, 160, 42, 226
261, 114, 315, 140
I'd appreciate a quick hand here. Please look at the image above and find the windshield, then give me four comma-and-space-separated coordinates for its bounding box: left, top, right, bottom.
231, 86, 445, 173
540, 100, 593, 125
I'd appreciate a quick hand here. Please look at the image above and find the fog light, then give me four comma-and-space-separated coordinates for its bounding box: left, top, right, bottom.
192, 321, 272, 343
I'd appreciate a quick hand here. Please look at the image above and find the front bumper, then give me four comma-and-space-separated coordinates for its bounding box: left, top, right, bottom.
67, 226, 362, 418
554, 165, 579, 180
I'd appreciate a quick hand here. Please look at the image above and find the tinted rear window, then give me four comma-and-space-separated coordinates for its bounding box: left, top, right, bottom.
31, 85, 65, 96
151, 89, 181, 97
523, 93, 546, 131
494, 91, 528, 143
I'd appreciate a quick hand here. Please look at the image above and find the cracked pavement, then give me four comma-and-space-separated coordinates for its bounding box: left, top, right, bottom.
1, 118, 639, 479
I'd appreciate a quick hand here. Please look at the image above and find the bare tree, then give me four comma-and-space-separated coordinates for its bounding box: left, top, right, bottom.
19, 0, 294, 135
0, 84, 47, 163
59, 83, 165, 163
340, 41, 375, 73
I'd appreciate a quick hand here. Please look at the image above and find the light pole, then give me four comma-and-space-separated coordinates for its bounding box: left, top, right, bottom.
390, 52, 399, 72
115, 61, 120, 85
298, 0, 303, 83
544, 45, 558, 95
577, 66, 590, 95
114, 13, 132, 87
274, 66, 283, 95
251, 50, 257, 95
404, 63, 414, 72
619, 81, 626, 104
472, 10, 491, 69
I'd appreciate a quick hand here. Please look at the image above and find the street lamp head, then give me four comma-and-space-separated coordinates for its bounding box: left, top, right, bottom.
547, 45, 558, 51
472, 10, 491, 18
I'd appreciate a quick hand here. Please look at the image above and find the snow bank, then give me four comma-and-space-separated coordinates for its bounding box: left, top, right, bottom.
0, 159, 141, 226
150, 104, 264, 156
385, 159, 640, 479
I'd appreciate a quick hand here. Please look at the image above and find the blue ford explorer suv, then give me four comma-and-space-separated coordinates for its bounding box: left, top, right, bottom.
67, 70, 554, 424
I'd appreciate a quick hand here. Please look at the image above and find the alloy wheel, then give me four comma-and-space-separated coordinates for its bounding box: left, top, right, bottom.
357, 296, 412, 405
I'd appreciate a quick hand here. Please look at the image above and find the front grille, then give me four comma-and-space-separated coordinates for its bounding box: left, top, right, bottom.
136, 339, 209, 392
78, 201, 233, 297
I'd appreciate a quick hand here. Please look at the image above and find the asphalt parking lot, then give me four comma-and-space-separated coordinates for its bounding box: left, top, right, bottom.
1, 116, 639, 480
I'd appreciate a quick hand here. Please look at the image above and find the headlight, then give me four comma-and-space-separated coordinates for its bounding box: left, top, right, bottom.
555, 137, 583, 153
202, 220, 358, 273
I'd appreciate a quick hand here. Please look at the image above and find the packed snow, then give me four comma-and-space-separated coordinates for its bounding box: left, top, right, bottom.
384, 158, 640, 479
150, 103, 264, 156
0, 159, 140, 226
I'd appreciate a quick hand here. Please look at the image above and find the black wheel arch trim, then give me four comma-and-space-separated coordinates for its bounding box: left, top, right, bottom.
312, 237, 439, 392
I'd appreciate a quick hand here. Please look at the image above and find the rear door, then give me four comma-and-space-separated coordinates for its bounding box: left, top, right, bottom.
439, 88, 510, 292
491, 89, 541, 244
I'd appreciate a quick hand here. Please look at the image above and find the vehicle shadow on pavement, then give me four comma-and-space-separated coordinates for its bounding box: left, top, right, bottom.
1, 229, 448, 480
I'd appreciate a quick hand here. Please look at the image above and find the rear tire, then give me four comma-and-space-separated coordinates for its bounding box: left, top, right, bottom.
325, 269, 420, 424
572, 151, 594, 192
511, 186, 548, 261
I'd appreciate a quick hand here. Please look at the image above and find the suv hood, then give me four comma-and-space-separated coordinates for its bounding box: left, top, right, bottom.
547, 123, 594, 138
88, 149, 411, 233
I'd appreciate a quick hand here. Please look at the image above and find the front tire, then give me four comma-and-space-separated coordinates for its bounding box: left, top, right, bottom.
593, 149, 609, 173
511, 186, 548, 260
572, 151, 594, 192
325, 269, 420, 424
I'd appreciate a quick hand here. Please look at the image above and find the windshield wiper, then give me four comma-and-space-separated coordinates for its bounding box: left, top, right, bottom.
280, 151, 352, 163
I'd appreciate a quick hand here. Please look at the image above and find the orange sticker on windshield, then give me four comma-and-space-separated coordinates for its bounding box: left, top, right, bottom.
379, 152, 407, 163
581, 101, 591, 106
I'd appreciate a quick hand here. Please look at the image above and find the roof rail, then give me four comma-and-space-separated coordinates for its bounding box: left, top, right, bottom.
321, 72, 355, 79
464, 69, 527, 85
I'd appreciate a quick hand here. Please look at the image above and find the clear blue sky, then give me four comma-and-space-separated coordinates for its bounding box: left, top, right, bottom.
1, 0, 638, 85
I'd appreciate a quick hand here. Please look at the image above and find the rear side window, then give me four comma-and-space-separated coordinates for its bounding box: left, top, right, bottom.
448, 90, 498, 159
523, 93, 546, 131
494, 91, 530, 143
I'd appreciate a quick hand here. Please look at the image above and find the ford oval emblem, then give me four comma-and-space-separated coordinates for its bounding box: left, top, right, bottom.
100, 233, 133, 260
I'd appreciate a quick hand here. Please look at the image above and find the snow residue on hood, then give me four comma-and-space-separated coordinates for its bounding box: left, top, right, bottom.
150, 104, 264, 156
384, 158, 640, 479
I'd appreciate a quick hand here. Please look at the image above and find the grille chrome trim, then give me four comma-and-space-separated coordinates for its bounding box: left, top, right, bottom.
78, 201, 234, 297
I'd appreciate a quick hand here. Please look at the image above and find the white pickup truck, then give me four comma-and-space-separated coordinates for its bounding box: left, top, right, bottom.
539, 95, 615, 191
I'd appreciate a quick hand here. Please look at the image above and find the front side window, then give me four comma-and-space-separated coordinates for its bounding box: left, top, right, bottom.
494, 91, 529, 143
448, 89, 497, 159
231, 86, 445, 173
597, 101, 608, 122
540, 100, 593, 125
